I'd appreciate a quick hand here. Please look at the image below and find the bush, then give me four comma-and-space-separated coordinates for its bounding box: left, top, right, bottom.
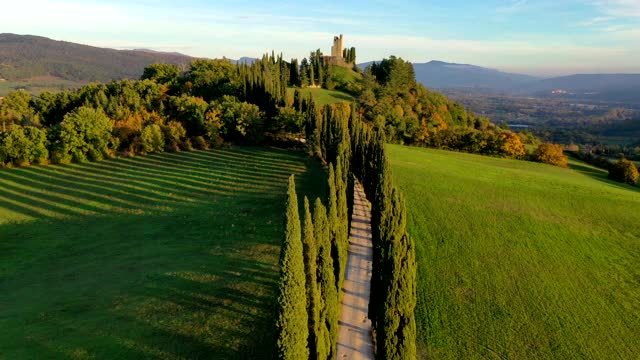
533, 143, 568, 167
0, 125, 49, 166
498, 132, 526, 158
608, 158, 639, 185
52, 106, 115, 163
190, 136, 208, 150
140, 124, 165, 153
161, 121, 187, 152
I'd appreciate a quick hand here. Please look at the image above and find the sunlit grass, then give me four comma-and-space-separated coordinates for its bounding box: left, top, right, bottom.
0, 147, 326, 359
388, 144, 640, 360
286, 87, 355, 106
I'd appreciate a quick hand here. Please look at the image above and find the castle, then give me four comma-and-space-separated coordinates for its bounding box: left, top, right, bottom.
323, 34, 350, 67
331, 34, 344, 58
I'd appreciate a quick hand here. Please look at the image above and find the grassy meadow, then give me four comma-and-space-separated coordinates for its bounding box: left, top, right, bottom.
388, 144, 640, 359
0, 147, 326, 359
286, 87, 355, 106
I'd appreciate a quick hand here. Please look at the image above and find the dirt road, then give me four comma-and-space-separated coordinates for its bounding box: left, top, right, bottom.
336, 182, 374, 360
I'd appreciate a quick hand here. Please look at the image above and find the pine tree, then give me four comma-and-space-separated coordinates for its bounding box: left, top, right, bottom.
275, 175, 309, 360
302, 197, 320, 359
314, 198, 338, 360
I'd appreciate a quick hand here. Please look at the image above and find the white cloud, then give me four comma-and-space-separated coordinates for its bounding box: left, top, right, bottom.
596, 0, 640, 17
576, 16, 615, 26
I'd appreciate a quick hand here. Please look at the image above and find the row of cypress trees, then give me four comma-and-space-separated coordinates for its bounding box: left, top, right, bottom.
276, 103, 354, 360
275, 174, 342, 360
276, 102, 416, 359
351, 111, 418, 359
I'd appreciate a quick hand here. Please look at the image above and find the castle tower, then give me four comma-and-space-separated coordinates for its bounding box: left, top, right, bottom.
331, 34, 344, 59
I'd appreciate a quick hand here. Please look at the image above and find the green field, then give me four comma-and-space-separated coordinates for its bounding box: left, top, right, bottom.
286, 87, 354, 106
0, 79, 84, 96
0, 147, 325, 359
388, 145, 640, 359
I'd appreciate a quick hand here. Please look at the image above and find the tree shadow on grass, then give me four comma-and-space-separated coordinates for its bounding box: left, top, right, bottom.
0, 209, 279, 359
0, 147, 327, 359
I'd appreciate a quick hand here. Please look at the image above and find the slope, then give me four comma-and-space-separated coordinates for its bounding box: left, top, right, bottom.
0, 33, 192, 94
0, 147, 326, 359
388, 145, 640, 359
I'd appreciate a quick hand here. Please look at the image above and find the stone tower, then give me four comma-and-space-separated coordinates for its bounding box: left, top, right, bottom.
331, 34, 344, 59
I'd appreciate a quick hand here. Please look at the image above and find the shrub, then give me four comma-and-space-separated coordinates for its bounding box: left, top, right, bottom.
140, 124, 165, 153
190, 136, 208, 150
533, 143, 568, 167
0, 125, 48, 166
162, 121, 187, 152
499, 132, 526, 158
52, 106, 114, 163
608, 158, 639, 185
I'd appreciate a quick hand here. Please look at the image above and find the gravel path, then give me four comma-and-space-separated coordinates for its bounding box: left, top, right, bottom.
336, 182, 374, 360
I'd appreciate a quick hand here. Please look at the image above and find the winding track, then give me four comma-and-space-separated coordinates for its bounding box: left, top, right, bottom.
336, 182, 374, 360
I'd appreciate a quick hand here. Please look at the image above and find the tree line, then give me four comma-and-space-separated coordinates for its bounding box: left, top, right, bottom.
0, 54, 315, 167
276, 101, 353, 359
276, 99, 418, 359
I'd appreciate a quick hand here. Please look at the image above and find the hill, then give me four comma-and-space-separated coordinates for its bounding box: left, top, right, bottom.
527, 74, 640, 103
359, 59, 640, 104
0, 147, 326, 359
389, 144, 640, 359
0, 33, 193, 94
412, 60, 537, 91
359, 60, 538, 91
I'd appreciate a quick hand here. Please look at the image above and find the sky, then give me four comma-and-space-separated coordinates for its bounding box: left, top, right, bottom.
3, 0, 640, 76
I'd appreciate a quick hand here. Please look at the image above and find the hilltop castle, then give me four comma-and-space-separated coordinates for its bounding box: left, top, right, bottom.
331, 34, 344, 59
323, 34, 352, 67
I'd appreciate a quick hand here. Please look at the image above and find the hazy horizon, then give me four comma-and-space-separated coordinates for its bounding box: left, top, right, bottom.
4, 0, 640, 77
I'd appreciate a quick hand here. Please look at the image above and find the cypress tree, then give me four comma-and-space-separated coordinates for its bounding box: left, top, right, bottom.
275, 175, 309, 360
379, 189, 417, 360
317, 61, 324, 88
310, 65, 315, 87
300, 58, 309, 87
302, 197, 320, 359
327, 164, 342, 293
335, 158, 349, 289
290, 59, 300, 87
314, 198, 338, 360
369, 132, 394, 328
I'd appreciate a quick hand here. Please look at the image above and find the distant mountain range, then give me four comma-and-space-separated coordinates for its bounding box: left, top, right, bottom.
359, 60, 640, 104
0, 33, 193, 83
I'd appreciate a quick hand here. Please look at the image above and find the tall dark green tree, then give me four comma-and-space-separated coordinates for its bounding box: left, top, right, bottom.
314, 198, 338, 360
335, 157, 349, 290
302, 197, 320, 359
327, 164, 343, 292
300, 58, 310, 87
310, 65, 315, 87
378, 189, 417, 360
290, 59, 300, 87
275, 175, 309, 360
